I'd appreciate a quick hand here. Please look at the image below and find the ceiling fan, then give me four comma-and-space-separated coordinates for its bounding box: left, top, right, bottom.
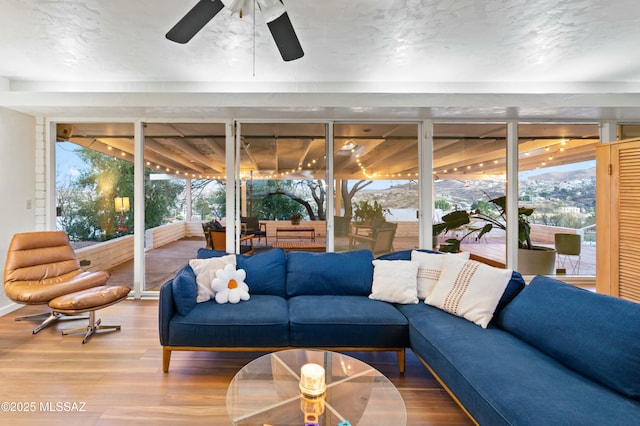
166, 0, 304, 61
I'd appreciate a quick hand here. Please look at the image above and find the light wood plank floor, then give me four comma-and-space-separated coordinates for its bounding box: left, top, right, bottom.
0, 301, 473, 426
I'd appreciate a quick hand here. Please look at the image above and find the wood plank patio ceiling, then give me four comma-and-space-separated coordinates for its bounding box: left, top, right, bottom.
61, 122, 600, 181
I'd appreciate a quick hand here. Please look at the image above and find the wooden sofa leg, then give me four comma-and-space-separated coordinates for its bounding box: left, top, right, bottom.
397, 348, 406, 374
163, 347, 172, 373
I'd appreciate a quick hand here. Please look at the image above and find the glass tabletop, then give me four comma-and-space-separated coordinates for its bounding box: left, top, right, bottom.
226, 349, 407, 426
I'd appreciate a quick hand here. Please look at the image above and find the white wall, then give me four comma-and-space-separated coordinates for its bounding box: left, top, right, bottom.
0, 107, 36, 314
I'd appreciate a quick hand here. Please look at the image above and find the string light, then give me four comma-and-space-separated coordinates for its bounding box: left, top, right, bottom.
432, 138, 577, 176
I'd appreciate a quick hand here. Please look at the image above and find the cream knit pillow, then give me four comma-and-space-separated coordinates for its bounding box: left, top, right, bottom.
369, 260, 419, 304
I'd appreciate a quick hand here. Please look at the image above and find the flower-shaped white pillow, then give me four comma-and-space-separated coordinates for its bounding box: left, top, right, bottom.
189, 255, 236, 302
211, 264, 250, 304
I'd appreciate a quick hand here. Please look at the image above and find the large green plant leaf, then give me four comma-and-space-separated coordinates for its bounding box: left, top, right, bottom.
440, 210, 471, 229
439, 238, 461, 253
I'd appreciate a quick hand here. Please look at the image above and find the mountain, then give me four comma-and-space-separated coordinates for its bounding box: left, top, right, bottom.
524, 167, 595, 181
354, 182, 419, 209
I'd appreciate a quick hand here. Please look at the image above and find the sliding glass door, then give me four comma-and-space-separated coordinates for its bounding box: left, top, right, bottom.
236, 122, 328, 252
333, 123, 419, 254
53, 118, 601, 296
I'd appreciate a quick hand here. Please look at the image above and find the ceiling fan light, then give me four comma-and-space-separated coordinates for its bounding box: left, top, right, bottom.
257, 0, 285, 23
221, 0, 247, 13
340, 141, 357, 151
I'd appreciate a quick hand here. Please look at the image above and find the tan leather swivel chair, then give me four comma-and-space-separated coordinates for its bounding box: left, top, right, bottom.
4, 231, 110, 334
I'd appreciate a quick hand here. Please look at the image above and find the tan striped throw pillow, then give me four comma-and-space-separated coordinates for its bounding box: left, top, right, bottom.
425, 255, 512, 328
411, 250, 470, 299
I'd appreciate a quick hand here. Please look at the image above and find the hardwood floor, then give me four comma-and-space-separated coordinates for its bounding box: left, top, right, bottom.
0, 301, 473, 425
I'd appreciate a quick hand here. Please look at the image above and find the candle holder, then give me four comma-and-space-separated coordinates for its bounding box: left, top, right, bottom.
299, 363, 326, 398
301, 393, 325, 425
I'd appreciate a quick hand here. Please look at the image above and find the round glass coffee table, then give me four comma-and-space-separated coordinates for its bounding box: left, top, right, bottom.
226, 349, 407, 425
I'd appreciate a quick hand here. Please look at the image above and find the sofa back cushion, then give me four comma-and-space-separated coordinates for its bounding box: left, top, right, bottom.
495, 275, 640, 398
171, 264, 198, 315
236, 248, 287, 297
286, 250, 374, 296
197, 248, 287, 298
494, 270, 526, 315
197, 248, 228, 259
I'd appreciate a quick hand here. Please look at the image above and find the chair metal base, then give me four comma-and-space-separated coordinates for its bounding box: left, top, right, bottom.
15, 310, 89, 334
557, 254, 581, 274
61, 311, 121, 344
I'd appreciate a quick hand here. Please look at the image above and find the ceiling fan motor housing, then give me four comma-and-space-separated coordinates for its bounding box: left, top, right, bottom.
221, 0, 248, 13
256, 0, 286, 23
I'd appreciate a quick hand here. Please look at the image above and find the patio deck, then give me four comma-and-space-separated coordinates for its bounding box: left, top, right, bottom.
460, 242, 595, 276
107, 237, 206, 291
107, 235, 595, 292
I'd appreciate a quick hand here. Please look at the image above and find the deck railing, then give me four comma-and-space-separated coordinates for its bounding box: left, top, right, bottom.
73, 220, 593, 274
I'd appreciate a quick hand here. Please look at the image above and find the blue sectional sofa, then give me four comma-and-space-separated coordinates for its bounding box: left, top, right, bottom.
159, 248, 640, 424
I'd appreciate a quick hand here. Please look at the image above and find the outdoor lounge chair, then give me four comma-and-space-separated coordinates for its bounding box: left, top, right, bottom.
348, 221, 398, 256
210, 230, 255, 255
241, 216, 268, 246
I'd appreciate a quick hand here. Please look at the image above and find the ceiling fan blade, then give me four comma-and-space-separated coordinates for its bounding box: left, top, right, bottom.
166, 0, 225, 44
266, 11, 304, 61
258, 0, 303, 61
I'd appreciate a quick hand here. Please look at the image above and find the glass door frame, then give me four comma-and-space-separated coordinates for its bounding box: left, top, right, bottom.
47, 117, 604, 297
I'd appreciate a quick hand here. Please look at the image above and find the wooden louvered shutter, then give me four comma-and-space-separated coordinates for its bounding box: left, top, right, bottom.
597, 138, 640, 302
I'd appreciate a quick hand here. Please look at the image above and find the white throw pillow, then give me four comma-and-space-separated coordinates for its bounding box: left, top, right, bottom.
425, 255, 512, 328
369, 260, 419, 304
411, 251, 470, 299
189, 255, 236, 302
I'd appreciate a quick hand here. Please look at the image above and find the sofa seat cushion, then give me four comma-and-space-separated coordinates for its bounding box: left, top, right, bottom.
495, 276, 640, 399
288, 295, 409, 348
168, 295, 289, 347
286, 250, 374, 296
406, 303, 640, 425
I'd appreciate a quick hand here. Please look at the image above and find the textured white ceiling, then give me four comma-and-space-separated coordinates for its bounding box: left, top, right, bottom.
2, 0, 640, 84
1, 0, 640, 119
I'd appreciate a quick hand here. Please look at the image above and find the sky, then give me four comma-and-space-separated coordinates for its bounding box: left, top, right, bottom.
56, 142, 86, 183
520, 160, 595, 179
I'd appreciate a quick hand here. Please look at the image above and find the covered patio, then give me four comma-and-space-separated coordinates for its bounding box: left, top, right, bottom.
106, 227, 595, 292
58, 120, 601, 293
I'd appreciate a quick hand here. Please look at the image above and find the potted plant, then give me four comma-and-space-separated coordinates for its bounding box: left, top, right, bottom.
353, 200, 391, 227
433, 194, 556, 275
290, 213, 302, 225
